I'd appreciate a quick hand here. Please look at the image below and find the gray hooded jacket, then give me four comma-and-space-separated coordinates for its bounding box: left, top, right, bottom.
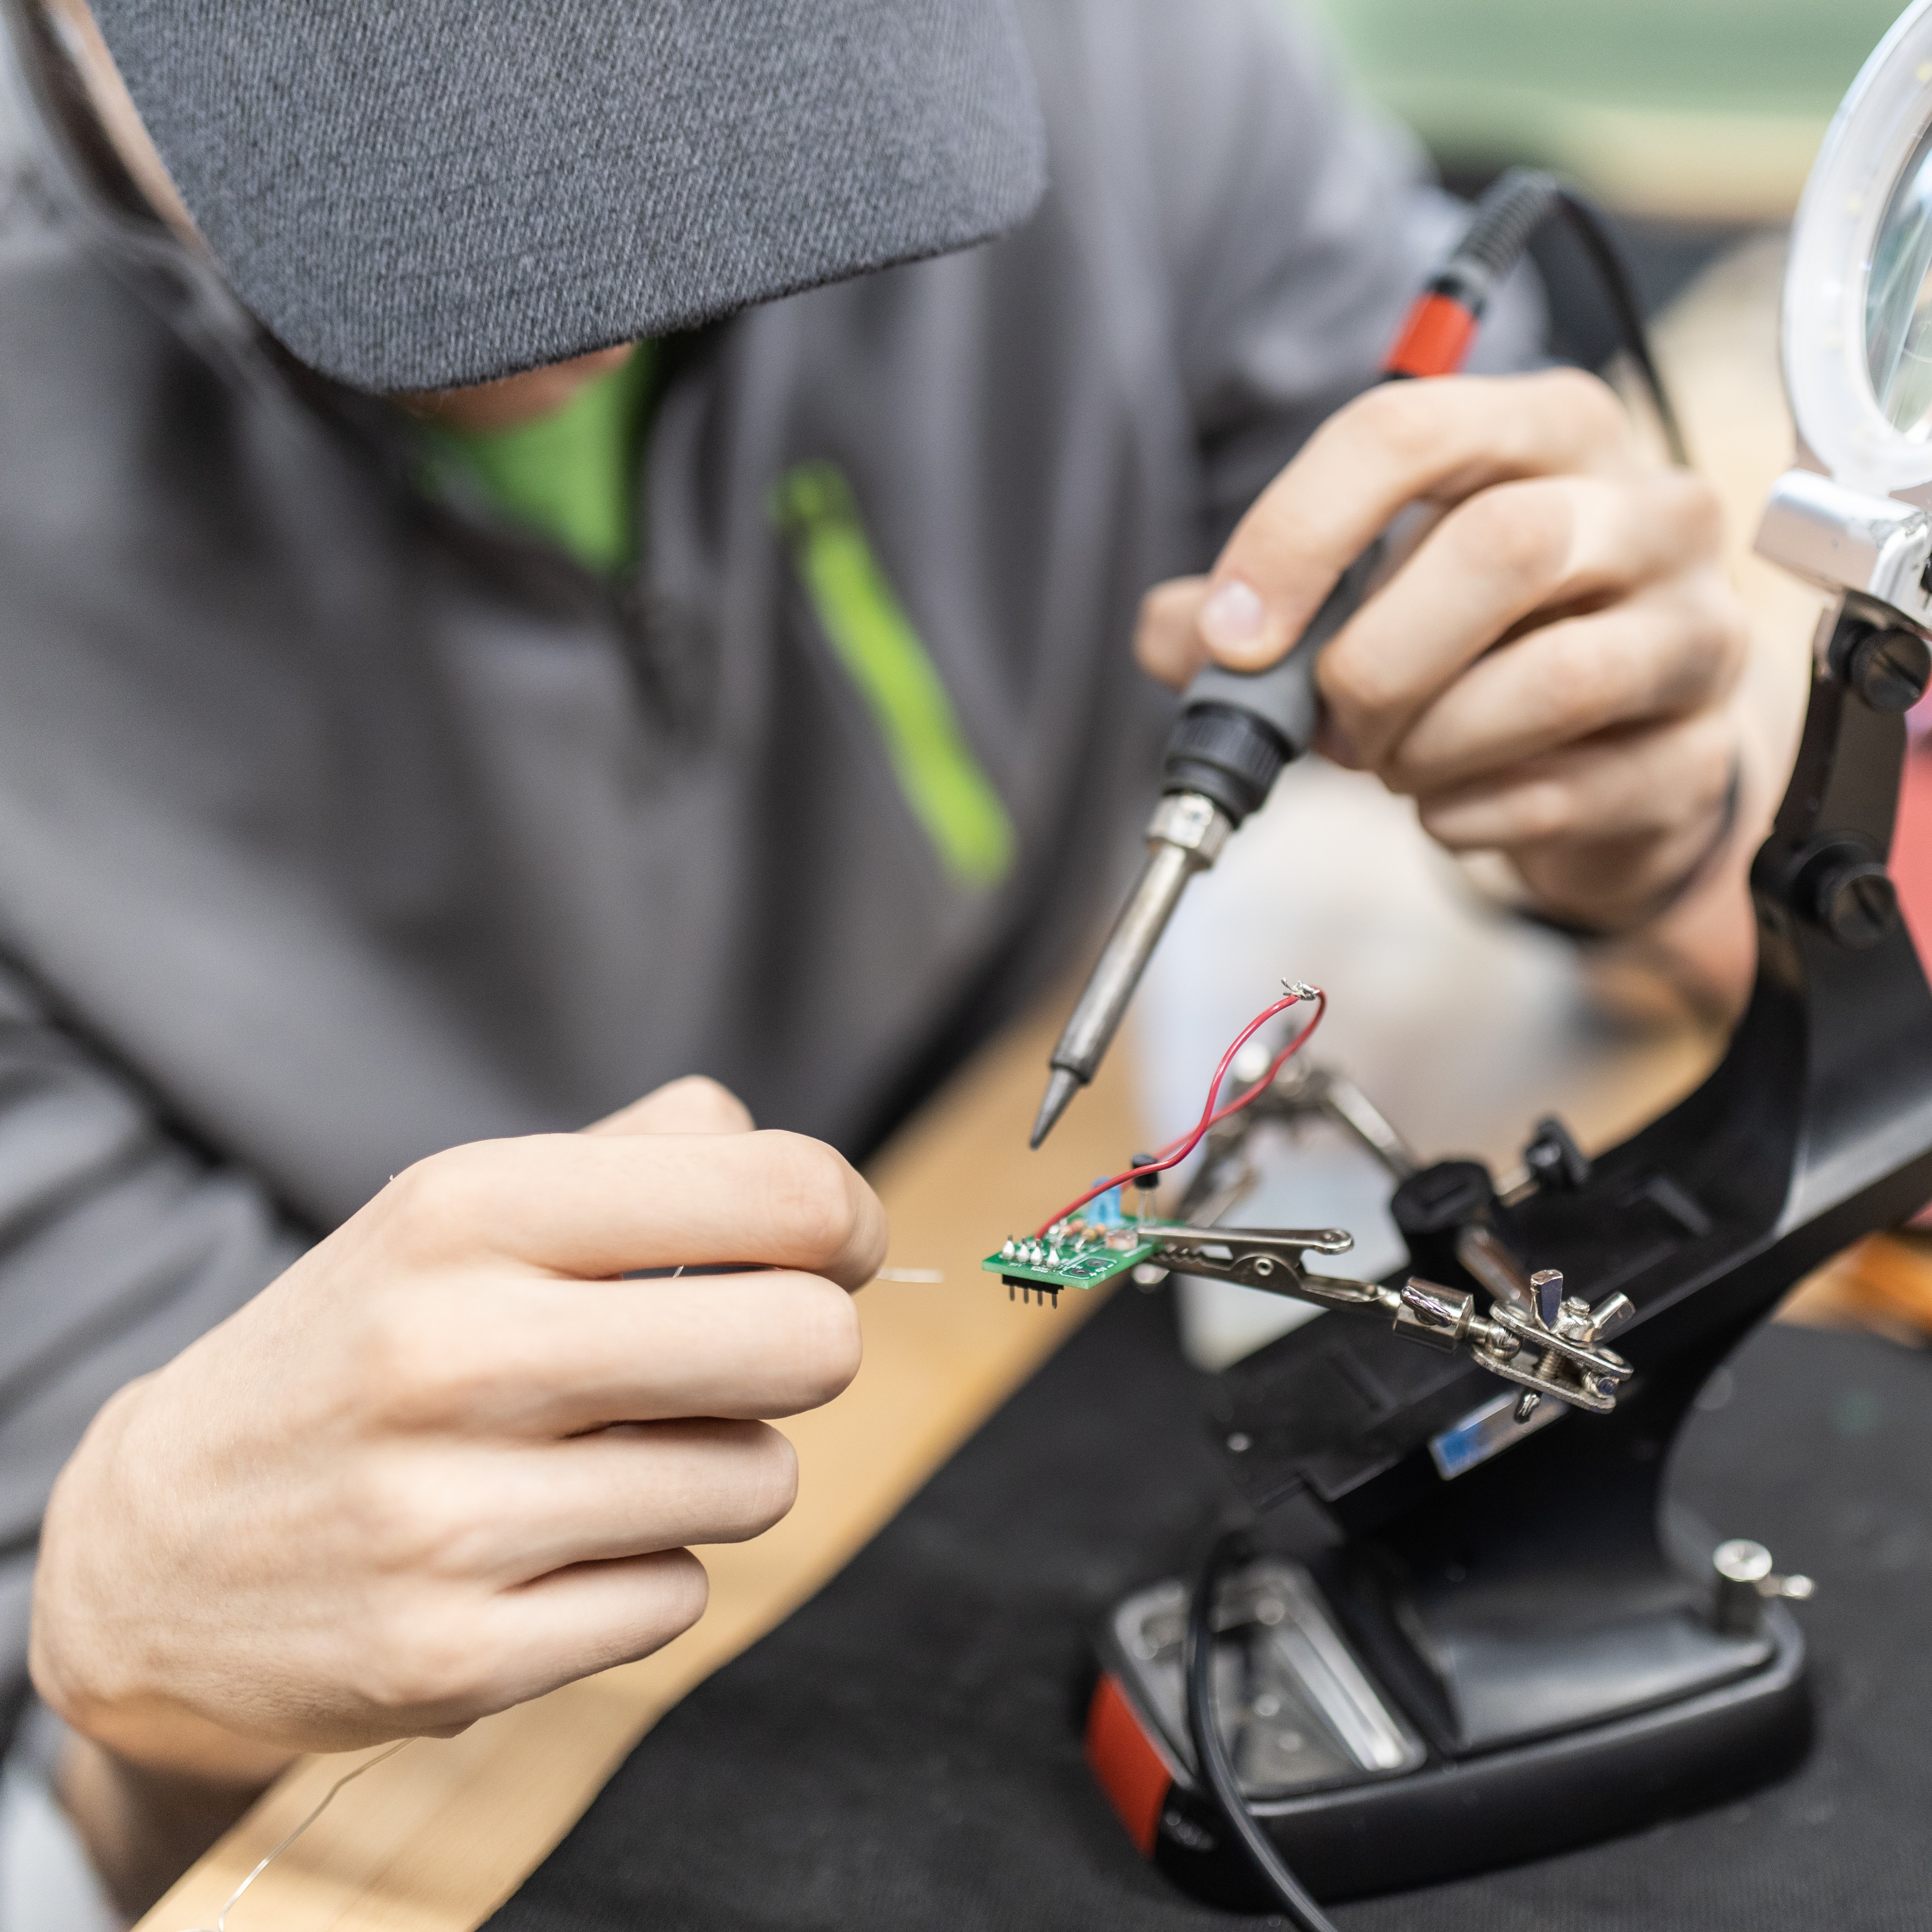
0, 0, 1538, 1736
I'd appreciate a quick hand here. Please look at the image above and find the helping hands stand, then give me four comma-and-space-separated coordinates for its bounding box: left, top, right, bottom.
1087, 593, 1932, 1903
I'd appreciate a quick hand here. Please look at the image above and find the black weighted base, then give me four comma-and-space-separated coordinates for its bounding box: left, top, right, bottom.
1105, 1592, 1809, 1907
488, 1287, 1932, 1932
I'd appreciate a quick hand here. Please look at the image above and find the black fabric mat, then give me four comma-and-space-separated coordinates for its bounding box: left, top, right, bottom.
488, 1287, 1932, 1932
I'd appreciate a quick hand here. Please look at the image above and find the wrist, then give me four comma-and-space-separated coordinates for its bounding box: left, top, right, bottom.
1509, 753, 1758, 1025
31, 1377, 294, 1786
1512, 752, 1745, 941
56, 1728, 290, 1920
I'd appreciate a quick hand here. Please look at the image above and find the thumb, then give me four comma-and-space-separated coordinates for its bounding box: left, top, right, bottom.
582, 1076, 754, 1138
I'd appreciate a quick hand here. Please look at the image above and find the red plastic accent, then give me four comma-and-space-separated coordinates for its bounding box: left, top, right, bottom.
1891, 733, 1932, 1226
1386, 292, 1478, 379
1892, 733, 1932, 962
1085, 1671, 1172, 1855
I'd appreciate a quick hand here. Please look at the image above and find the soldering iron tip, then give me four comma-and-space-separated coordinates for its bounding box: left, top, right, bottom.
1029, 1067, 1084, 1150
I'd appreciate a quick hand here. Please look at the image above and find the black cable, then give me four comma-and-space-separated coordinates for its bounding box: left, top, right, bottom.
1550, 185, 1692, 468
1440, 168, 1691, 471
1184, 1529, 1342, 1932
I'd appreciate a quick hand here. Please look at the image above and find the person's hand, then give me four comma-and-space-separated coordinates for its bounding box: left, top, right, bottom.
31, 1076, 881, 1785
1136, 370, 1754, 949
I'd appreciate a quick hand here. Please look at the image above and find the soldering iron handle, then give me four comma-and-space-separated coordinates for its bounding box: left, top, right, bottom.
1174, 539, 1384, 767
1158, 170, 1572, 827
1028, 170, 1594, 1146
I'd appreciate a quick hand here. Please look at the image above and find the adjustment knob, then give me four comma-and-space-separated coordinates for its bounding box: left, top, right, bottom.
1846, 626, 1932, 713
1809, 853, 1898, 950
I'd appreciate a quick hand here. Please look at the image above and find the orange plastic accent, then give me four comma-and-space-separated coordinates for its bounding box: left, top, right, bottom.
1085, 1671, 1172, 1855
1386, 292, 1478, 379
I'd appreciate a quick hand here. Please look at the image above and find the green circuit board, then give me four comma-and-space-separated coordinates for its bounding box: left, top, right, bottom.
983, 1211, 1189, 1300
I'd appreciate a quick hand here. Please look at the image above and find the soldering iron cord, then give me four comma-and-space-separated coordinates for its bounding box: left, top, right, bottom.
1426, 168, 1687, 468
1185, 1530, 1342, 1932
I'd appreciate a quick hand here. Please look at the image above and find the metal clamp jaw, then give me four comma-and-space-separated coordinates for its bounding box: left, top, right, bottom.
1144, 1225, 1634, 1418
1144, 1225, 1383, 1310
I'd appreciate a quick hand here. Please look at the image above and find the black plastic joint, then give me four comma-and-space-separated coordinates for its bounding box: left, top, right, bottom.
1391, 1159, 1501, 1286
1162, 704, 1288, 826
1834, 624, 1932, 714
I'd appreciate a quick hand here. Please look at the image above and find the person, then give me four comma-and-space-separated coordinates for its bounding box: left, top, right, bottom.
0, 0, 1765, 1914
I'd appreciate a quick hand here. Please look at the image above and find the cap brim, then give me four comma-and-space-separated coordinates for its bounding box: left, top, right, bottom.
92, 0, 1046, 391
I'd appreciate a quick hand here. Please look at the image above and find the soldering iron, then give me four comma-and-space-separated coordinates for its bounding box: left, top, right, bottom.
1030, 169, 1687, 1149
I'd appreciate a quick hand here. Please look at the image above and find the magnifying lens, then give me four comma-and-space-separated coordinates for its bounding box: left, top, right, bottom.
1760, 0, 1932, 647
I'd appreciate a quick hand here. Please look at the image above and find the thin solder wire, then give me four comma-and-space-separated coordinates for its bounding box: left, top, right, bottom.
184, 1739, 410, 1932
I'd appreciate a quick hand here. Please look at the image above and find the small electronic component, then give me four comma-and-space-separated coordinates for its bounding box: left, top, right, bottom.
982, 1209, 1189, 1304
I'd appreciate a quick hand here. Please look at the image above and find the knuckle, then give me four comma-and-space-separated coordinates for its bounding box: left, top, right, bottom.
1687, 717, 1739, 805
1454, 484, 1572, 593
1345, 380, 1446, 470
1671, 474, 1727, 554
340, 1459, 451, 1575
641, 1548, 710, 1645
1537, 366, 1626, 446
358, 1597, 485, 1717
1318, 640, 1400, 728
1546, 623, 1628, 721
1496, 780, 1574, 845
346, 1300, 435, 1419
739, 1425, 800, 1536
379, 1145, 496, 1256
1695, 579, 1752, 682
758, 1133, 868, 1265
705, 1423, 798, 1540
343, 1294, 477, 1427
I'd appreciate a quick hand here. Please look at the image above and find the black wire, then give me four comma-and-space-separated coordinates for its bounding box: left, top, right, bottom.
1449, 168, 1691, 471
1184, 1529, 1342, 1932
1551, 186, 1692, 468
1530, 182, 1685, 469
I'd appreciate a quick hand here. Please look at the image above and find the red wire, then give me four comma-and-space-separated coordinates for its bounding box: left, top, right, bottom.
1034, 986, 1327, 1236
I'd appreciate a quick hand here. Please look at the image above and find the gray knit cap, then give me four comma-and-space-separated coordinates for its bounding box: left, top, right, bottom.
88, 0, 1047, 392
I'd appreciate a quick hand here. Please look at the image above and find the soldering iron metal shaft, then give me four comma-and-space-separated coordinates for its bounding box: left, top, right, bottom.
1030, 795, 1229, 1146
1029, 545, 1374, 1150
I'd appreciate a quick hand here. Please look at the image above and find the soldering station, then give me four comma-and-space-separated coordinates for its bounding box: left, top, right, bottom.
983, 5, 1932, 1924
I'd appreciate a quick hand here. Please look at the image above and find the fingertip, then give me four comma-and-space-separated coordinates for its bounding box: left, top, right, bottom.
585, 1075, 754, 1138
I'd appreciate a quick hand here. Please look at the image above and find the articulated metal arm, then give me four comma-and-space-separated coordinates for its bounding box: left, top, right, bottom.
1146, 1222, 1633, 1419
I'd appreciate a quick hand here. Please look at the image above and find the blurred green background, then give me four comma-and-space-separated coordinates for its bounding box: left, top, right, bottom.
1306, 0, 1907, 220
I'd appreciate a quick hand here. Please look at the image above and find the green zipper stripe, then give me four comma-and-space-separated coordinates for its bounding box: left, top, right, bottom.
771, 461, 1015, 890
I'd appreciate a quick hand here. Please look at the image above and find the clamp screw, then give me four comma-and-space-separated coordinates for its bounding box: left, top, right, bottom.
1530, 1268, 1564, 1329
1811, 855, 1898, 950
1846, 626, 1932, 713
